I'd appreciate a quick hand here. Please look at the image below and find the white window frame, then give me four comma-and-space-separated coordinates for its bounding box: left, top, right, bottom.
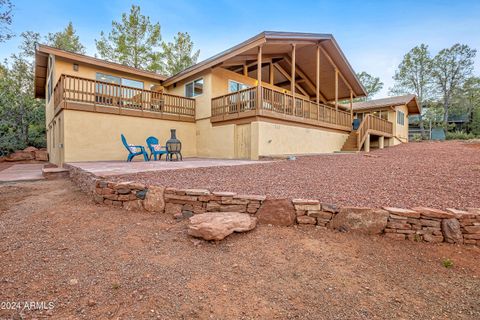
185, 78, 204, 98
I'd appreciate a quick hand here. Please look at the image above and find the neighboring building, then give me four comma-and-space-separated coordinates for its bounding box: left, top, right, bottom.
35, 31, 408, 165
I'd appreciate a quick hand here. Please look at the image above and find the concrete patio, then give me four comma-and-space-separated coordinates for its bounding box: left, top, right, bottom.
0, 164, 45, 182
68, 158, 268, 176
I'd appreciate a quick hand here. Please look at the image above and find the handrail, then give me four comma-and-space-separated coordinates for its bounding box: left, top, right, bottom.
211, 87, 257, 117
211, 85, 351, 129
53, 74, 195, 117
356, 114, 393, 150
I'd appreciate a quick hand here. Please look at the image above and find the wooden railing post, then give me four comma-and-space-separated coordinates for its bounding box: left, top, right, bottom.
257, 45, 263, 112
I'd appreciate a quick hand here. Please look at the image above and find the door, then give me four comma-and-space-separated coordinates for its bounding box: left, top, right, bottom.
234, 124, 251, 159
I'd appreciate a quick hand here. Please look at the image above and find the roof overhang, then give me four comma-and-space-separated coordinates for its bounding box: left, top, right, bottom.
351, 95, 421, 115
163, 31, 367, 101
34, 44, 167, 99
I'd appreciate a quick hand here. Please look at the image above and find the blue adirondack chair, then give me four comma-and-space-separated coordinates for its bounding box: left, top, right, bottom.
146, 136, 168, 160
121, 134, 149, 162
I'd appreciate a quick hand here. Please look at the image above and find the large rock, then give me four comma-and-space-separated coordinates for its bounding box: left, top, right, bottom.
23, 146, 38, 152
441, 218, 463, 244
383, 207, 420, 218
188, 212, 257, 241
412, 207, 454, 219
6, 151, 34, 161
34, 149, 49, 161
330, 207, 389, 234
143, 186, 165, 213
256, 199, 296, 226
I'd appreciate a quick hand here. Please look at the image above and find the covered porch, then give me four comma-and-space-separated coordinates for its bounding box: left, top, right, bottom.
206, 32, 366, 131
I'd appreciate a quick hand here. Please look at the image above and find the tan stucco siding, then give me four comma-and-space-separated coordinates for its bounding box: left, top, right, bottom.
53, 57, 161, 91
393, 104, 409, 144
164, 70, 212, 120
256, 122, 348, 157
195, 119, 236, 159
61, 109, 196, 162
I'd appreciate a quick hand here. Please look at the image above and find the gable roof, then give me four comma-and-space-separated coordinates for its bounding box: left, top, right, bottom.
352, 94, 421, 114
34, 31, 366, 101
34, 44, 166, 99
163, 31, 367, 100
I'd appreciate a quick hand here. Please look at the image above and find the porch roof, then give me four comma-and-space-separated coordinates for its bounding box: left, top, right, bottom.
351, 94, 421, 114
163, 31, 367, 101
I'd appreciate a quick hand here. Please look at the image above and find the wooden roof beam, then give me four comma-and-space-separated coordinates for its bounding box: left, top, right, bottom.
283, 55, 328, 103
273, 62, 310, 97
319, 46, 355, 96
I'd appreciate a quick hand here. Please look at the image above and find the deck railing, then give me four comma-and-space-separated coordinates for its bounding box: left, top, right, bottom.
54, 74, 195, 118
356, 114, 393, 149
211, 85, 352, 129
211, 87, 257, 116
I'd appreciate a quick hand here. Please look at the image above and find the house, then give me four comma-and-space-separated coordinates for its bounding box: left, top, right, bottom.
341, 94, 421, 151
34, 31, 410, 165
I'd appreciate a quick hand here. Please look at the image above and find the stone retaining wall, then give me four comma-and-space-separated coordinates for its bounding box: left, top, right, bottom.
66, 165, 479, 246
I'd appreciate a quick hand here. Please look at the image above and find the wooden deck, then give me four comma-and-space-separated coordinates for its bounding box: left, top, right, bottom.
211, 86, 352, 131
53, 74, 196, 122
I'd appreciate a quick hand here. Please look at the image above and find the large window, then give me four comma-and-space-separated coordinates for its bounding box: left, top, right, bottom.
397, 110, 405, 126
185, 78, 203, 98
373, 110, 389, 120
95, 73, 144, 89
122, 78, 144, 89
229, 80, 248, 92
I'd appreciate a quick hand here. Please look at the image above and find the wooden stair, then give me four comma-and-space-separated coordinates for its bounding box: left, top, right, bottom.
341, 130, 359, 151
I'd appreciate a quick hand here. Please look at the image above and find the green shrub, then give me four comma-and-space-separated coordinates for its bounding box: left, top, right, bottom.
442, 258, 454, 268
446, 130, 477, 140
412, 134, 423, 142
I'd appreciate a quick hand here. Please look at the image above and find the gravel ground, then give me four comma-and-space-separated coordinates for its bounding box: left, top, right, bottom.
110, 141, 480, 209
0, 179, 479, 319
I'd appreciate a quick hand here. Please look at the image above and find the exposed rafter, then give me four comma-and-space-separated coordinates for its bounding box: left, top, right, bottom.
283, 55, 328, 103
273, 62, 309, 97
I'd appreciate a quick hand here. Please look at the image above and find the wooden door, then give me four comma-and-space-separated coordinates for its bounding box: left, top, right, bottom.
234, 124, 251, 159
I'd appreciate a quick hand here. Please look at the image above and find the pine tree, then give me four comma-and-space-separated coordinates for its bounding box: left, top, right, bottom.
95, 5, 162, 71
46, 22, 86, 54
161, 32, 200, 76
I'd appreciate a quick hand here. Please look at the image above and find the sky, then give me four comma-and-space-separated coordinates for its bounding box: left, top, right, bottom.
1, 0, 479, 97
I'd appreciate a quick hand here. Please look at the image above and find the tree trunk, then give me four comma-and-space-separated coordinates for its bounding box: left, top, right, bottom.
443, 103, 449, 134
418, 113, 426, 139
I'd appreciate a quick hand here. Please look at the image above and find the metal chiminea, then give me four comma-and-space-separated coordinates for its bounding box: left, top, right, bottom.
165, 129, 182, 161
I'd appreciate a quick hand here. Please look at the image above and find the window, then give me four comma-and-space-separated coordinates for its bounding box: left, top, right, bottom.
47, 56, 54, 102
96, 73, 121, 85
397, 110, 405, 126
95, 73, 144, 104
229, 80, 248, 92
185, 78, 203, 98
122, 78, 144, 89
95, 73, 144, 89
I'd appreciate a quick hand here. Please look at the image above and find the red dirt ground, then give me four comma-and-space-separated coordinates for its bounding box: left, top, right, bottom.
111, 141, 480, 209
0, 179, 479, 319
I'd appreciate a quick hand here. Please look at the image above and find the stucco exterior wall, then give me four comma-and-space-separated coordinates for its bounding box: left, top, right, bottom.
393, 104, 409, 144
46, 61, 353, 164
195, 119, 236, 159
62, 110, 196, 163
257, 122, 349, 157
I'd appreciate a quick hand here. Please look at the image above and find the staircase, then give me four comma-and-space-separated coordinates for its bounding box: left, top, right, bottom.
340, 114, 394, 152
341, 131, 359, 151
